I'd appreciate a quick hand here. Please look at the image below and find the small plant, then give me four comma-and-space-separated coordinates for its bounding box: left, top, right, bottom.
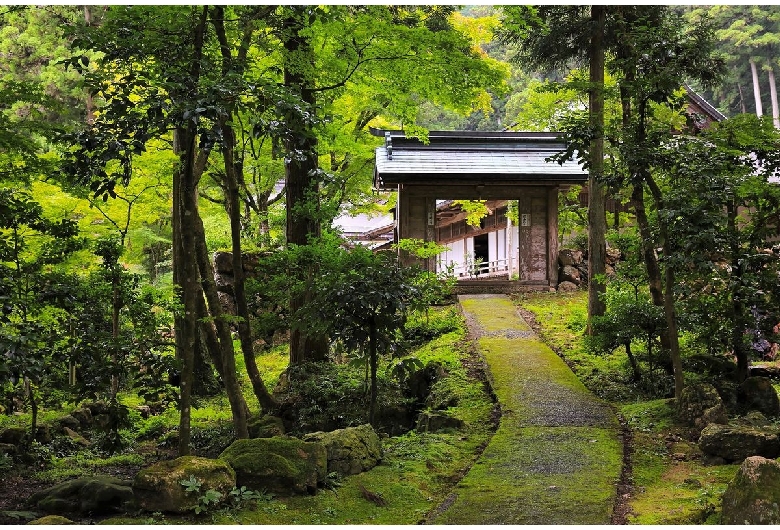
0, 452, 13, 472
180, 475, 266, 514
227, 485, 268, 508
194, 489, 223, 514
321, 471, 342, 492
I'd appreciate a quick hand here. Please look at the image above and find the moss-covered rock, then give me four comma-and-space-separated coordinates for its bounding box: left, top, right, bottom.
738, 376, 780, 417
698, 423, 780, 462
722, 456, 780, 524
28, 475, 133, 515
219, 437, 326, 495
416, 411, 464, 433
62, 427, 90, 447
0, 426, 26, 445
27, 515, 73, 525
69, 407, 93, 427
677, 383, 727, 431
303, 424, 382, 477
248, 415, 286, 439
132, 456, 235, 514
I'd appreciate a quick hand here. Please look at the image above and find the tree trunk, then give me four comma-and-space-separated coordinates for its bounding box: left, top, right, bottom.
622, 81, 671, 358
727, 200, 750, 383
646, 176, 684, 398
83, 6, 96, 124
631, 184, 664, 307
587, 5, 607, 327
737, 80, 747, 114
173, 7, 209, 456
368, 322, 378, 426
283, 8, 328, 364
195, 293, 226, 383
768, 65, 779, 128
192, 330, 219, 396
174, 124, 198, 456
193, 209, 251, 439
625, 342, 641, 383
750, 58, 763, 117
222, 123, 277, 412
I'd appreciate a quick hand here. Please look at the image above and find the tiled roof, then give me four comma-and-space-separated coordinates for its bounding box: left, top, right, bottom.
373, 130, 587, 188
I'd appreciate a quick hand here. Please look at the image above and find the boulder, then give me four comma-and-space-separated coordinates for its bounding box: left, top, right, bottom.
213, 272, 234, 294
82, 401, 110, 417
55, 415, 81, 432
557, 281, 579, 293
213, 251, 234, 274
416, 411, 464, 433
560, 265, 581, 285
0, 426, 26, 445
558, 249, 583, 267
132, 456, 235, 514
303, 424, 382, 477
676, 383, 727, 431
219, 437, 326, 495
34, 425, 52, 444
698, 423, 780, 462
69, 408, 92, 427
29, 475, 133, 515
27, 515, 74, 525
407, 362, 446, 405
736, 411, 771, 428
62, 427, 90, 447
248, 415, 286, 439
738, 376, 780, 417
605, 247, 622, 266
722, 456, 780, 524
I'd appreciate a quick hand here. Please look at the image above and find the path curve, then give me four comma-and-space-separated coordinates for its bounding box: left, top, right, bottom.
429, 294, 622, 525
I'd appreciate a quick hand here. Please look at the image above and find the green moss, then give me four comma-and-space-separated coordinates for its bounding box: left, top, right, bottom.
461, 297, 531, 333
433, 424, 621, 525
620, 399, 677, 432
433, 295, 621, 524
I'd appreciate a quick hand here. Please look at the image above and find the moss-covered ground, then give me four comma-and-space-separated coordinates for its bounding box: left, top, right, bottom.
516, 289, 745, 525
430, 295, 621, 524
96, 311, 497, 525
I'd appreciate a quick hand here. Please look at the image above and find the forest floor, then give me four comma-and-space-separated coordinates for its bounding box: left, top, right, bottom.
428, 294, 623, 524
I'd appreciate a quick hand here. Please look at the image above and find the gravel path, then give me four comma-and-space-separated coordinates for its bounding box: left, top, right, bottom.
429, 294, 622, 525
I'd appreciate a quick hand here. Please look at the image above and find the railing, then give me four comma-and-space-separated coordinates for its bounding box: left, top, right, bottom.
441, 258, 510, 279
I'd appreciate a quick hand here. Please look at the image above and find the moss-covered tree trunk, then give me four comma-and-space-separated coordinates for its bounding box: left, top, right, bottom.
193, 210, 250, 439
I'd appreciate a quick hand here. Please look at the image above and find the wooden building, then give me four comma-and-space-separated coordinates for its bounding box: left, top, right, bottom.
372, 130, 587, 289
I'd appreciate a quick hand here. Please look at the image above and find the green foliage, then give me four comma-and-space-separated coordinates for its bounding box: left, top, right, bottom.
451, 200, 489, 227
657, 115, 780, 371
276, 361, 411, 435
586, 288, 665, 361
394, 238, 448, 260
558, 185, 587, 244
402, 308, 462, 348
297, 244, 420, 422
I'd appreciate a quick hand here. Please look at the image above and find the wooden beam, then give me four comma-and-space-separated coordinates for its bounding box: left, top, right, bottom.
547, 186, 559, 287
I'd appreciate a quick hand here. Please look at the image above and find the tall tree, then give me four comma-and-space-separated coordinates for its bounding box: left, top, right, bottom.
60, 6, 259, 449
587, 5, 607, 323
499, 5, 608, 322
265, 5, 506, 364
